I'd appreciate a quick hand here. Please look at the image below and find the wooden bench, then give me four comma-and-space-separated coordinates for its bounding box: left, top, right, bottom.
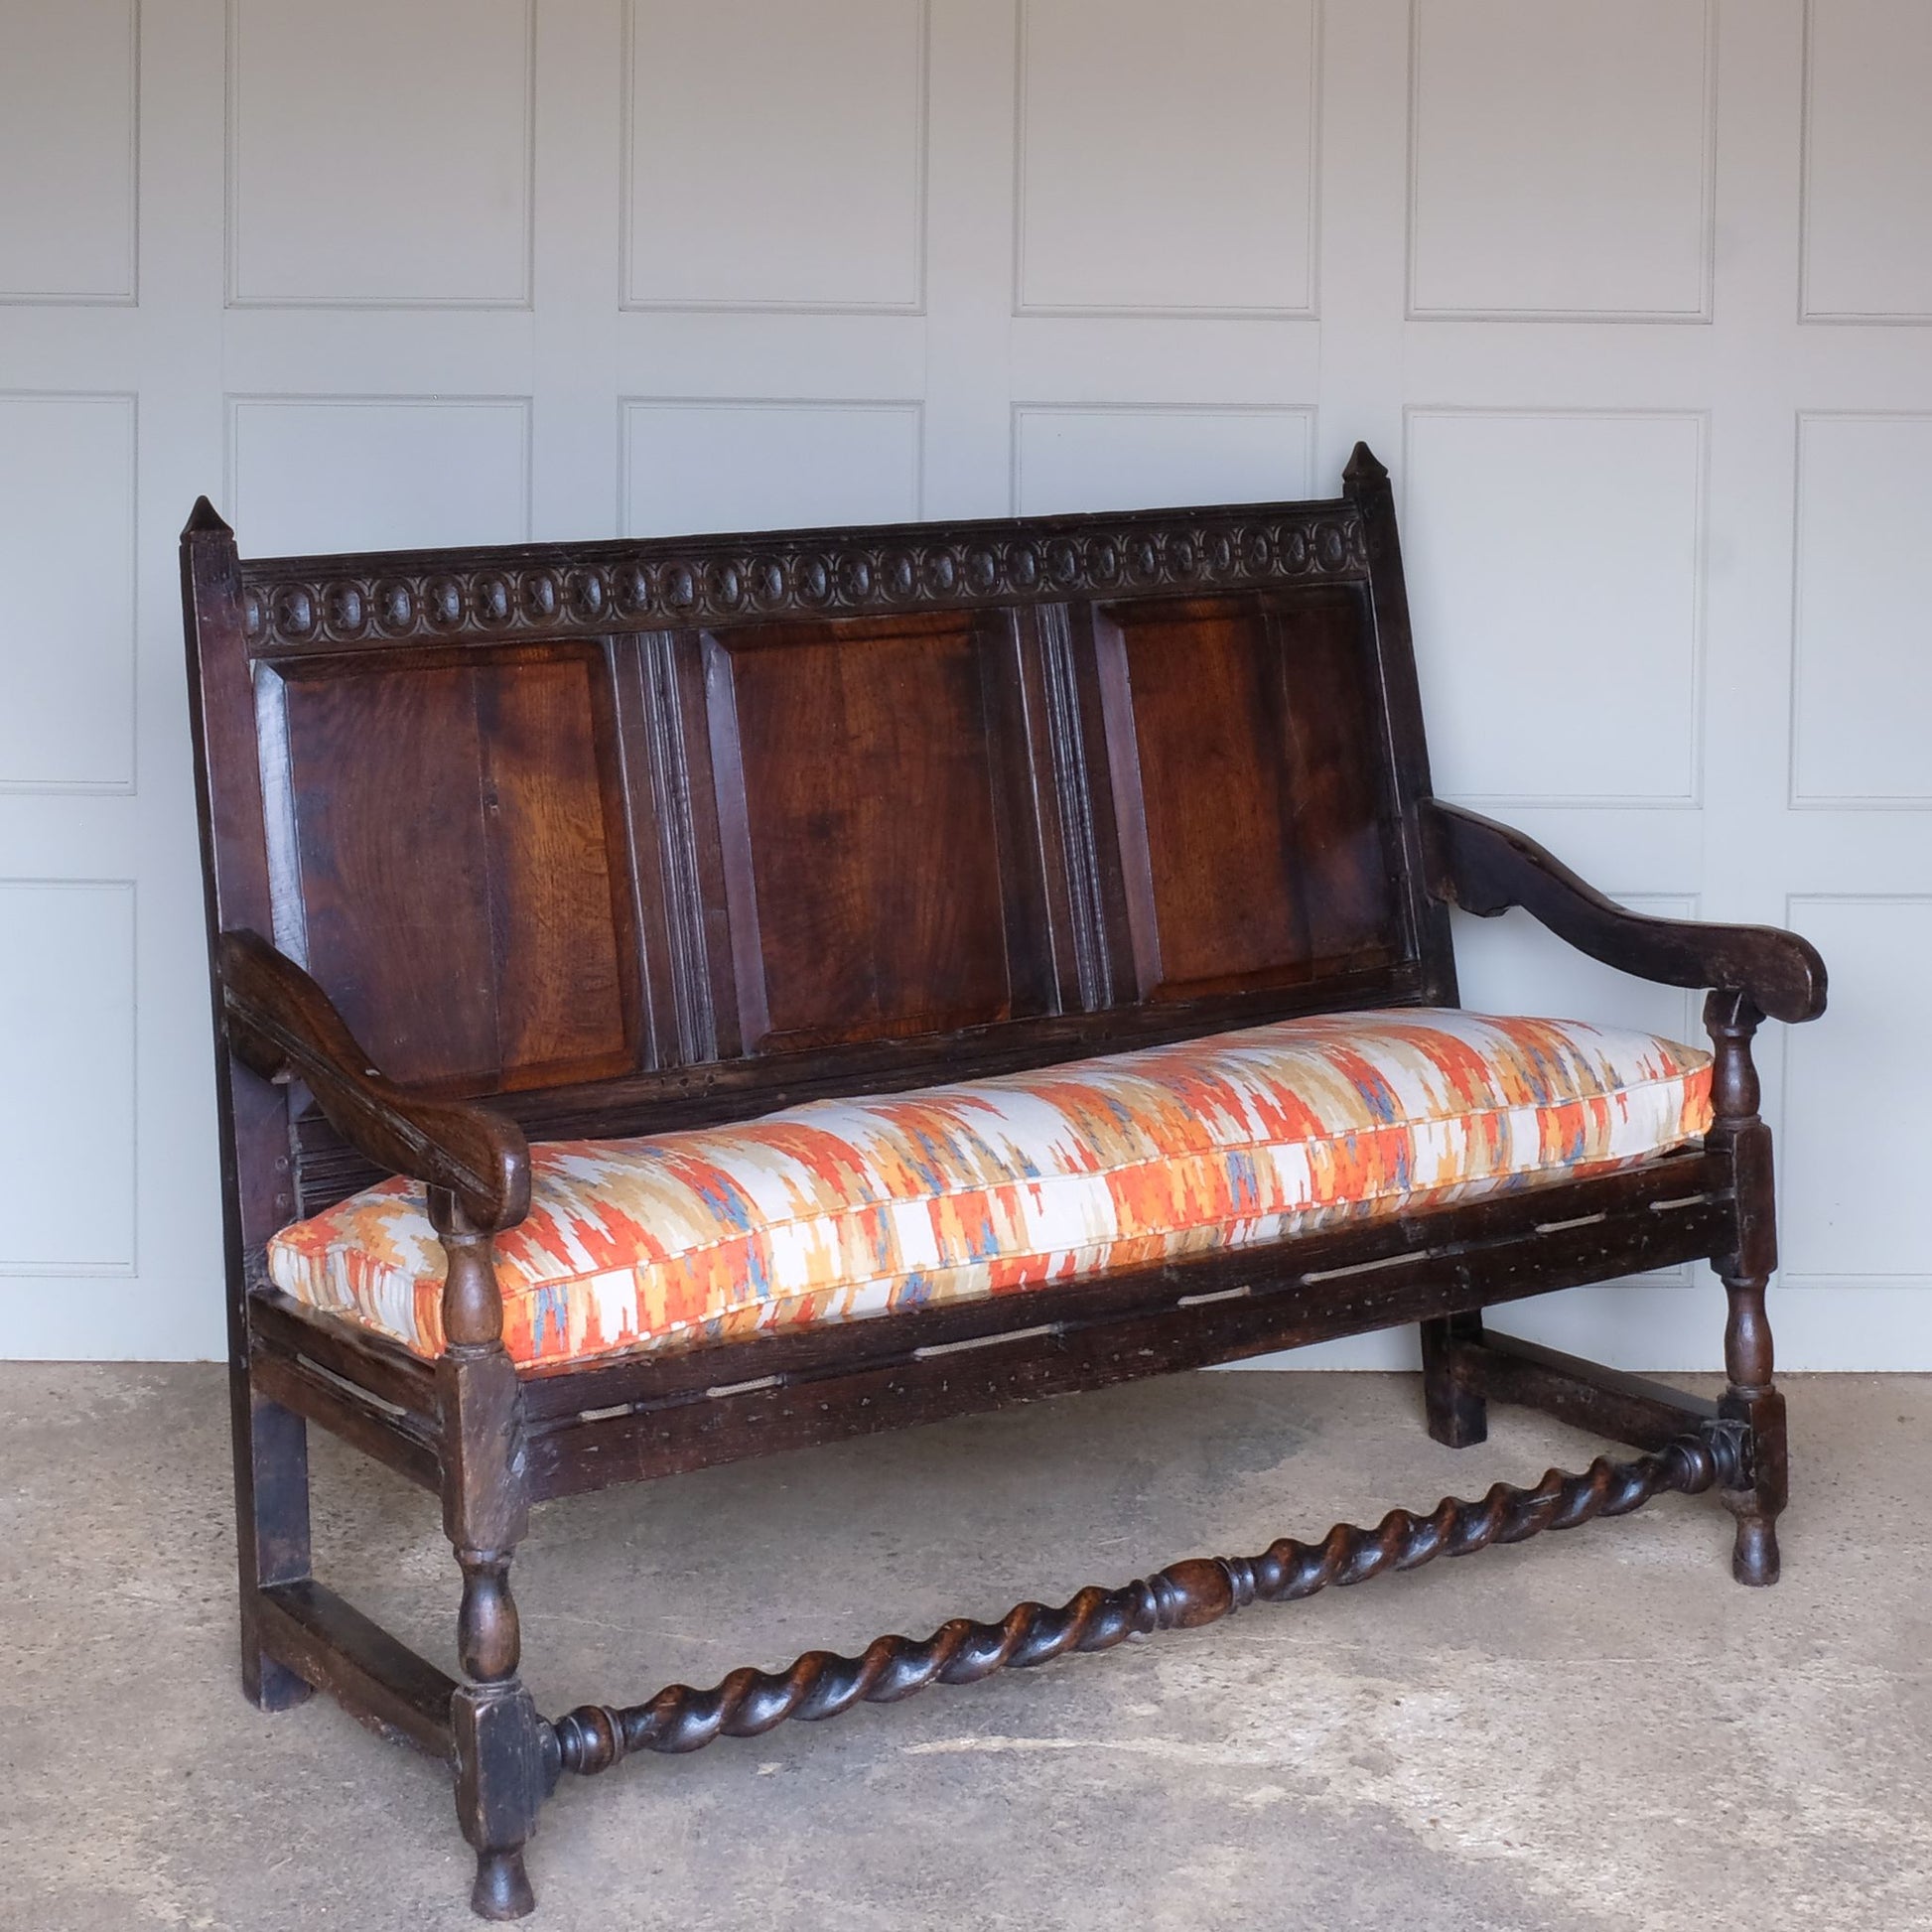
181, 445, 1826, 1919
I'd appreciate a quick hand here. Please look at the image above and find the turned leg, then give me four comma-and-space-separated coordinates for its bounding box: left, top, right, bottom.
1720, 1277, 1786, 1587
1420, 1310, 1488, 1448
452, 1546, 544, 1919
1706, 992, 1786, 1587
230, 1373, 316, 1710
434, 1191, 545, 1920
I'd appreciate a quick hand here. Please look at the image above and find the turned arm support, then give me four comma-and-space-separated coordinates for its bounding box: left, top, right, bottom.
218, 927, 531, 1235
1420, 800, 1827, 1026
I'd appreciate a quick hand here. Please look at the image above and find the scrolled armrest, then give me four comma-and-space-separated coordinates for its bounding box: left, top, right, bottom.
218, 928, 531, 1232
1420, 800, 1827, 1026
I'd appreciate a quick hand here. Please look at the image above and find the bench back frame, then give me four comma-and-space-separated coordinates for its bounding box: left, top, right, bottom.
184, 446, 1455, 1239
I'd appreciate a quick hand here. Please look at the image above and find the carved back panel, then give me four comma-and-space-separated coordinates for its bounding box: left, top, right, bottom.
183, 445, 1456, 1214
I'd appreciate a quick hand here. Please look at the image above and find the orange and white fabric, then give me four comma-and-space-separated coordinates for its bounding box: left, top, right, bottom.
266, 1009, 1713, 1369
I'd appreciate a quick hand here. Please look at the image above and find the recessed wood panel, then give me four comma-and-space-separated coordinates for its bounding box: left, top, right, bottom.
706, 615, 1034, 1049
477, 659, 636, 1083
1097, 592, 1402, 1002
274, 651, 634, 1091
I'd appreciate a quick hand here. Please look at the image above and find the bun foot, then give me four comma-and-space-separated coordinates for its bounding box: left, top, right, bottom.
1730, 1516, 1780, 1587
472, 1848, 535, 1921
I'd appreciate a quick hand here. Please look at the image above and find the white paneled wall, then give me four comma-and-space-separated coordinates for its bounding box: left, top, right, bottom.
621, 400, 925, 534
1, 0, 1927, 1366
1402, 409, 1707, 806
228, 396, 534, 552
227, 0, 536, 308
1408, 1, 1717, 320
624, 0, 928, 313
1015, 0, 1319, 317
1790, 413, 1932, 804
0, 393, 139, 789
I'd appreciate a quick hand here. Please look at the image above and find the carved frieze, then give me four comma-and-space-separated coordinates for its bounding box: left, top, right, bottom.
238, 507, 1369, 653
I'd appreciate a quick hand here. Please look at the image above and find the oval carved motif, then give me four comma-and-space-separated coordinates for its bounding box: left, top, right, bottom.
563, 568, 606, 622
272, 585, 316, 639
963, 544, 1002, 595
236, 504, 1368, 649
322, 582, 366, 635
1044, 538, 1082, 589
835, 551, 874, 603
659, 563, 697, 613
790, 555, 831, 606
374, 581, 417, 631
472, 575, 512, 625
613, 563, 652, 617
749, 557, 787, 609
519, 571, 560, 621
426, 577, 467, 629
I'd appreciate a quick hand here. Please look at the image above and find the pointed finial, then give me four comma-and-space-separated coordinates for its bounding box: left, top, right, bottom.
182, 495, 232, 539
1342, 443, 1388, 491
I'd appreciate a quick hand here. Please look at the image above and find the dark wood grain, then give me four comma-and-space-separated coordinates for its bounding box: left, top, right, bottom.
433, 1198, 541, 1921
1420, 1309, 1488, 1448
276, 657, 501, 1084
610, 630, 732, 1065
258, 1581, 457, 1762
219, 927, 529, 1233
183, 501, 316, 1716
1095, 589, 1404, 1002
705, 613, 1033, 1050
1099, 596, 1311, 997
1705, 990, 1788, 1587
250, 1341, 442, 1494
248, 1281, 438, 1419
1344, 447, 1459, 1008
1423, 799, 1828, 1025
272, 647, 637, 1091
1438, 1327, 1721, 1452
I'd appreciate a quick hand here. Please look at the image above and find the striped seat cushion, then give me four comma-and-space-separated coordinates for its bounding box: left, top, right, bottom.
266, 1009, 1713, 1369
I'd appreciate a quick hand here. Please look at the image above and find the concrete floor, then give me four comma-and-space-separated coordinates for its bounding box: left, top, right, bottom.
2, 1367, 1927, 1932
